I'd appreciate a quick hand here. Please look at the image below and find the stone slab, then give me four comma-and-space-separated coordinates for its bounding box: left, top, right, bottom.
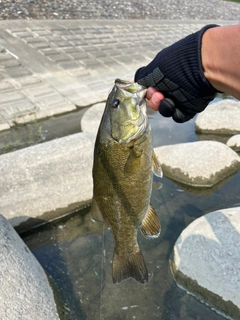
0, 214, 59, 320
0, 132, 95, 230
195, 100, 240, 134
81, 102, 105, 136
227, 134, 240, 152
154, 141, 240, 187
171, 207, 240, 320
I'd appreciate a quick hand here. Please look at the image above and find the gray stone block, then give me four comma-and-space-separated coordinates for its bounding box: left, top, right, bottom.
154, 141, 240, 187
80, 103, 105, 136
171, 207, 240, 320
195, 100, 240, 134
227, 134, 240, 152
81, 102, 105, 136
0, 132, 95, 229
0, 214, 59, 320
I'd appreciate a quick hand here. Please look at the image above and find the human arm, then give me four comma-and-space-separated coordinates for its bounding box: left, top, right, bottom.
202, 24, 240, 100
135, 24, 240, 122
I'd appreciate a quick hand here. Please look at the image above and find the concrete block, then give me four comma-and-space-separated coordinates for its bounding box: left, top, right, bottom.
0, 214, 59, 320
171, 207, 240, 320
227, 134, 240, 152
195, 100, 240, 134
80, 103, 105, 136
154, 141, 240, 187
0, 132, 95, 229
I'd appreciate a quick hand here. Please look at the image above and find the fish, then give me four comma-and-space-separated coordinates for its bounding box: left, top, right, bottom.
90, 79, 162, 284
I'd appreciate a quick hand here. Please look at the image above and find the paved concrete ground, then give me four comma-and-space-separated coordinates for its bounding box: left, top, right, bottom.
0, 19, 238, 132
0, 0, 239, 20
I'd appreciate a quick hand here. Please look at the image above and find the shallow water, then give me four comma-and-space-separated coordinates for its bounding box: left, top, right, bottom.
0, 107, 87, 155
21, 107, 240, 320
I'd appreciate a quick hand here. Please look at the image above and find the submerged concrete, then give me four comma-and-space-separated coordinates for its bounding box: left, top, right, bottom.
171, 207, 240, 320
0, 214, 59, 320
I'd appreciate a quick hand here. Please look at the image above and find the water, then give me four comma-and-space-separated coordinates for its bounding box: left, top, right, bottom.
0, 107, 87, 155
21, 106, 240, 320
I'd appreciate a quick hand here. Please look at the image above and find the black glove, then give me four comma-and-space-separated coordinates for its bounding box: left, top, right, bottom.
135, 25, 220, 123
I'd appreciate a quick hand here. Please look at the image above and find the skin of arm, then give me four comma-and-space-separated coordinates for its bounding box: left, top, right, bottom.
202, 24, 240, 100
147, 24, 240, 111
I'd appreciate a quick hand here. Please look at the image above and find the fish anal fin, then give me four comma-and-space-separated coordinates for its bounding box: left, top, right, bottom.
152, 150, 163, 178
89, 199, 105, 223
141, 204, 161, 239
112, 250, 148, 284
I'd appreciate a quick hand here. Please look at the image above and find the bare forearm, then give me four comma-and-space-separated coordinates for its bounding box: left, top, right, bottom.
202, 24, 240, 100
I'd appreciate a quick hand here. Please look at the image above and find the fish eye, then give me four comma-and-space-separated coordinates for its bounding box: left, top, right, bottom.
111, 99, 120, 108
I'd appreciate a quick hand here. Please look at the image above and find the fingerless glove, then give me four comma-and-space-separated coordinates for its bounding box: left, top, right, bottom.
135, 24, 220, 122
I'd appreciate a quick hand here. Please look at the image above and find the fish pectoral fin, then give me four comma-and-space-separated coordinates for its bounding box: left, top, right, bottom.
152, 150, 163, 178
140, 204, 161, 239
112, 250, 148, 284
124, 148, 142, 174
89, 199, 105, 223
133, 144, 143, 157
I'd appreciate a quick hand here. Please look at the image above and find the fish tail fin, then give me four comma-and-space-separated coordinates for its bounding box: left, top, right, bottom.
112, 250, 148, 284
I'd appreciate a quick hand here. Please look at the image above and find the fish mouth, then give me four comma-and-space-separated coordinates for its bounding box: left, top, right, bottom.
115, 78, 147, 96
115, 79, 147, 113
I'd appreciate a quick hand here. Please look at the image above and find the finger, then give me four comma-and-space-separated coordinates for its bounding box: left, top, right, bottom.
148, 91, 165, 111
172, 108, 196, 123
146, 87, 159, 100
159, 98, 176, 117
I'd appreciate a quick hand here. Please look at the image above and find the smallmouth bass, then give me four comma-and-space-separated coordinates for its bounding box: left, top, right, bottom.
90, 79, 162, 284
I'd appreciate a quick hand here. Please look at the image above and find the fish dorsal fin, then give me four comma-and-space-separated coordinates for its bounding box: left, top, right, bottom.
90, 199, 105, 223
152, 150, 163, 178
140, 204, 161, 239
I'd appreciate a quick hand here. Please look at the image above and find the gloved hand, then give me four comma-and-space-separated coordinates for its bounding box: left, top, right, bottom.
135, 25, 220, 123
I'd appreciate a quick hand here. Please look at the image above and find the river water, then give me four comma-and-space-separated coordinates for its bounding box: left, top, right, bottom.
21, 102, 240, 320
